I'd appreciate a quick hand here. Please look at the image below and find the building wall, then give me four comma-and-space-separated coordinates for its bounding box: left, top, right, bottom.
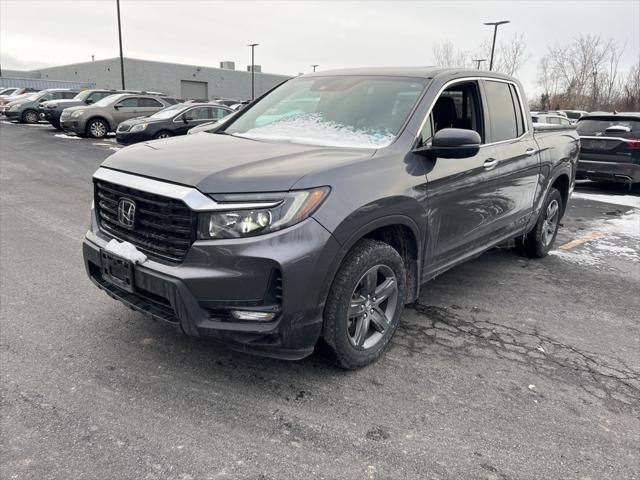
32, 58, 291, 100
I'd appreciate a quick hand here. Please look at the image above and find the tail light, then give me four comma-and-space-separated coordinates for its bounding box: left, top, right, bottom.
624, 139, 640, 149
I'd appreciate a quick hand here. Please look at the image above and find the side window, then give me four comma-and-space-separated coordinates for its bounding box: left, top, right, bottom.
508, 84, 525, 136
484, 80, 520, 142
184, 107, 210, 120
40, 93, 54, 101
214, 107, 230, 119
139, 98, 163, 108
62, 91, 77, 99
421, 80, 484, 145
116, 97, 139, 108
90, 92, 111, 102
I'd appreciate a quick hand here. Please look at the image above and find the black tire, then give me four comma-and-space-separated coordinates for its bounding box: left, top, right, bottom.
51, 120, 62, 130
322, 239, 406, 369
21, 109, 39, 124
520, 187, 563, 258
86, 118, 109, 139
154, 130, 173, 139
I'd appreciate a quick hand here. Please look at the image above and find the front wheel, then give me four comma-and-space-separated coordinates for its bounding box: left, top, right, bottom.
520, 187, 563, 258
322, 239, 406, 369
154, 130, 173, 139
86, 119, 109, 138
22, 110, 39, 124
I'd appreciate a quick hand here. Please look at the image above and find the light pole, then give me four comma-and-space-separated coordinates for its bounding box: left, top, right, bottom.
116, 0, 125, 89
483, 20, 510, 71
472, 58, 487, 70
310, 64, 319, 72
247, 43, 259, 100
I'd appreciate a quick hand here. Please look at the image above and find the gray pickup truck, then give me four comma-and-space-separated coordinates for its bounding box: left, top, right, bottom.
83, 67, 579, 368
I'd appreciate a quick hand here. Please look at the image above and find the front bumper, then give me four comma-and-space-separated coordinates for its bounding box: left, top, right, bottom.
61, 119, 83, 134
83, 215, 340, 360
41, 109, 61, 124
577, 159, 640, 183
116, 131, 150, 144
4, 110, 21, 120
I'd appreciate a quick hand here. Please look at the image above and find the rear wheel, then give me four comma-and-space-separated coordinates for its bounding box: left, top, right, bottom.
87, 118, 108, 138
50, 120, 62, 130
322, 239, 406, 369
520, 187, 563, 258
22, 109, 39, 124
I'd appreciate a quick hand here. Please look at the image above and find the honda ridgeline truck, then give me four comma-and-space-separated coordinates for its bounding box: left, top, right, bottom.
83, 68, 579, 369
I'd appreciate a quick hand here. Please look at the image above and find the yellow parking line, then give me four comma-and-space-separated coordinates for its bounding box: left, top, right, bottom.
558, 231, 607, 250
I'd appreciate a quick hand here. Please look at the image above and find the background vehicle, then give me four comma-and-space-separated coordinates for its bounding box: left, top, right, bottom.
186, 110, 239, 135
0, 87, 39, 106
531, 112, 572, 126
40, 89, 127, 129
576, 112, 640, 185
4, 88, 78, 123
83, 68, 579, 369
561, 110, 589, 124
116, 102, 232, 144
60, 93, 178, 138
0, 87, 20, 97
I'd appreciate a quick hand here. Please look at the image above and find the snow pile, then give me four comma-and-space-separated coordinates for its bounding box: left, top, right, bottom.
54, 133, 81, 140
234, 114, 396, 148
572, 191, 640, 209
105, 239, 147, 264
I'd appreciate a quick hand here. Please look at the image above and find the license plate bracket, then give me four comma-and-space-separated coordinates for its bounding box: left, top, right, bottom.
101, 250, 135, 293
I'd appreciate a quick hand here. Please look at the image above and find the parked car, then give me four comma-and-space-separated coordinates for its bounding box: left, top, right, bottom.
531, 113, 572, 126
560, 110, 589, 124
116, 102, 232, 144
83, 67, 579, 368
576, 112, 640, 185
60, 93, 178, 138
40, 89, 127, 129
0, 87, 20, 97
4, 89, 78, 123
186, 111, 239, 135
0, 87, 39, 106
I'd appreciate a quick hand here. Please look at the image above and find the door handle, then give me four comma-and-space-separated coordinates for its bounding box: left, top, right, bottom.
525, 148, 538, 156
483, 158, 498, 170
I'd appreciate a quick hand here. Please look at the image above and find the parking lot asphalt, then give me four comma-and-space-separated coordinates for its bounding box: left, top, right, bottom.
1, 120, 638, 480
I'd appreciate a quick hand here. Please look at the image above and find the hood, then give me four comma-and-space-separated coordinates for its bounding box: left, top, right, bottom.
63, 104, 88, 114
119, 116, 155, 127
45, 99, 83, 109
101, 132, 375, 193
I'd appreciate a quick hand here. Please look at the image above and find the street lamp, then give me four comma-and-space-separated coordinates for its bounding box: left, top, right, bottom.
310, 64, 319, 72
247, 43, 259, 100
116, 0, 125, 89
472, 58, 487, 70
483, 20, 510, 71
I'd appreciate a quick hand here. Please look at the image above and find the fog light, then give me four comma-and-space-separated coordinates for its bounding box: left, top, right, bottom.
231, 310, 276, 321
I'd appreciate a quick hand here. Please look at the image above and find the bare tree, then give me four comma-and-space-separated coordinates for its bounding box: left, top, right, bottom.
475, 32, 529, 75
620, 62, 640, 111
432, 40, 472, 68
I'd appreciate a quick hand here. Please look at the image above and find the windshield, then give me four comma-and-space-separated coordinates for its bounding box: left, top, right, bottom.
577, 118, 639, 136
224, 76, 427, 148
148, 103, 188, 120
74, 90, 92, 101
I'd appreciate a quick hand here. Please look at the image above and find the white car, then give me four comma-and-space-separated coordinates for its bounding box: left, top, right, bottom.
531, 113, 572, 126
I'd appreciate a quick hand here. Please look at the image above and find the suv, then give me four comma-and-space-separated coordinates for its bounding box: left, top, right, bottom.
61, 93, 178, 138
40, 89, 127, 129
83, 68, 579, 368
4, 89, 78, 123
576, 112, 640, 185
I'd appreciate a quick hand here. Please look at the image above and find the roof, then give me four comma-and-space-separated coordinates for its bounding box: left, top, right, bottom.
303, 66, 517, 81
581, 112, 640, 120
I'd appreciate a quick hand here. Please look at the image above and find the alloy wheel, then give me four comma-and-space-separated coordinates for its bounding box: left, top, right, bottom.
90, 121, 107, 138
24, 111, 38, 123
542, 199, 559, 246
347, 264, 398, 350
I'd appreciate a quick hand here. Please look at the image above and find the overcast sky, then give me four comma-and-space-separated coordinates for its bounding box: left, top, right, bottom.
1, 0, 638, 96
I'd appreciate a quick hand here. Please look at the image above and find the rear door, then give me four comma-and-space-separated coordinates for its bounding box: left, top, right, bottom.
137, 97, 165, 116
481, 79, 540, 238
113, 97, 140, 123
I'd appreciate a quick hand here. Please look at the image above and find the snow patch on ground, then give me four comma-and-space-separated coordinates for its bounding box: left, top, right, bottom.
54, 133, 82, 140
0, 120, 15, 125
571, 191, 640, 209
550, 210, 639, 267
235, 114, 395, 148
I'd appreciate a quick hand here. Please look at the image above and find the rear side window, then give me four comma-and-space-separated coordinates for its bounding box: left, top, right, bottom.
117, 97, 139, 107
139, 98, 163, 107
484, 80, 521, 142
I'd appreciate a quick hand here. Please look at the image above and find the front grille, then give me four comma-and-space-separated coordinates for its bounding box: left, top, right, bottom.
95, 179, 197, 263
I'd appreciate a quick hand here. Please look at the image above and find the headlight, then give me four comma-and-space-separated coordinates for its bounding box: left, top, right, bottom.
46, 102, 57, 109
130, 123, 148, 132
197, 187, 330, 239
70, 110, 85, 118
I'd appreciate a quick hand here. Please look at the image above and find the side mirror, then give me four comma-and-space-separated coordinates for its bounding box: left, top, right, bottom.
413, 128, 481, 159
183, 116, 192, 123
85, 98, 94, 105
113, 104, 120, 110
605, 125, 630, 133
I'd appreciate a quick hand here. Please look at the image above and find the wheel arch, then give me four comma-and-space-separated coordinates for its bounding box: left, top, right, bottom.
85, 116, 113, 135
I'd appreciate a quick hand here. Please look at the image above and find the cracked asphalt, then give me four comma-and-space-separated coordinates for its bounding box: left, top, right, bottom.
1, 121, 639, 480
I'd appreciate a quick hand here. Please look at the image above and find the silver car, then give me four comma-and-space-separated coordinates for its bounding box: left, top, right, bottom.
60, 93, 177, 138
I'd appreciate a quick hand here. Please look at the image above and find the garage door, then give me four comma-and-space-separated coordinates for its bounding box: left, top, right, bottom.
180, 80, 208, 101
